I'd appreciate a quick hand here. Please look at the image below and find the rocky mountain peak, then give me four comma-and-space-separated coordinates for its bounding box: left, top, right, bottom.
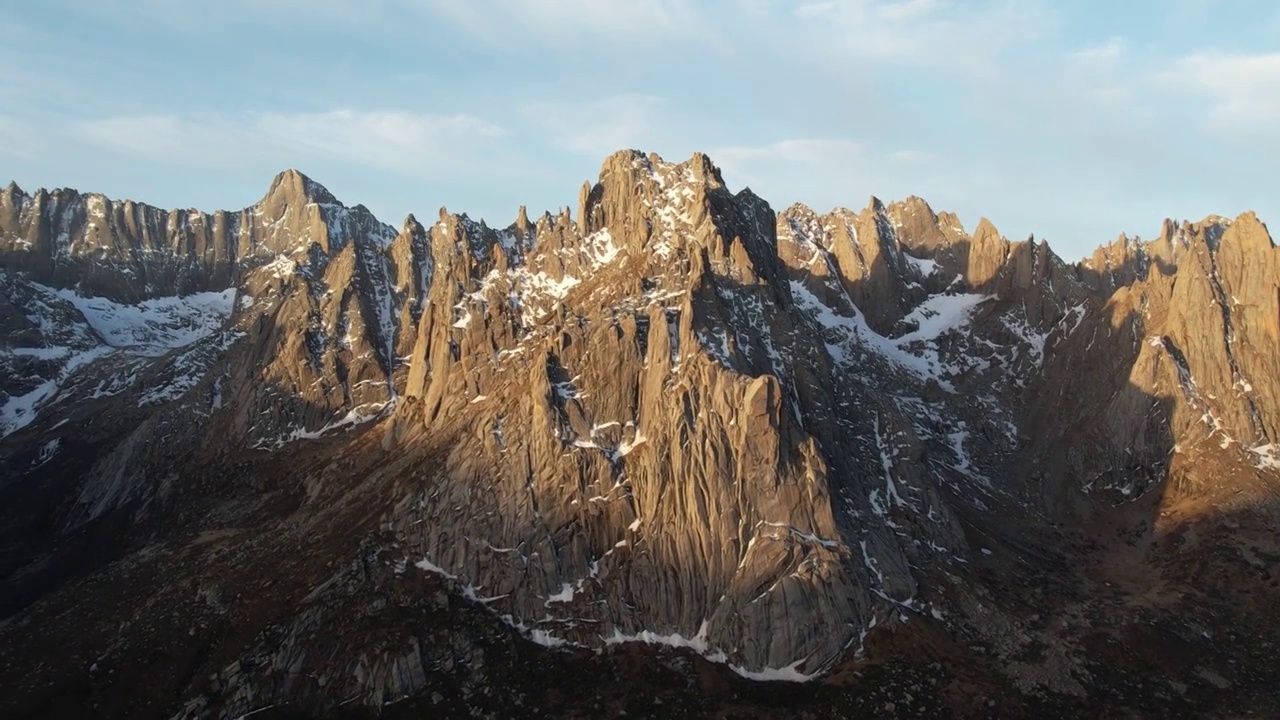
260, 167, 338, 208
2, 180, 23, 202
400, 212, 423, 235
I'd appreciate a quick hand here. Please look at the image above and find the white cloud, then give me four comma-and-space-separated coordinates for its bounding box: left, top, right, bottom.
876, 0, 950, 23
255, 110, 506, 173
1069, 37, 1125, 65
76, 115, 243, 167
49, 0, 401, 32
888, 149, 933, 164
74, 110, 510, 177
1057, 39, 1145, 117
709, 139, 940, 198
523, 95, 675, 158
414, 0, 710, 48
1167, 52, 1280, 130
708, 138, 868, 205
714, 139, 863, 168
53, 0, 716, 51
780, 0, 1054, 74
0, 115, 40, 159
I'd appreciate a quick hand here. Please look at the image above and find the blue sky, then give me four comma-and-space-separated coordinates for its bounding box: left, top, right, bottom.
2, 1, 1277, 260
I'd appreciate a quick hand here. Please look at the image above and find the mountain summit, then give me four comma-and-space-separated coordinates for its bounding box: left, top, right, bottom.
1, 151, 1278, 719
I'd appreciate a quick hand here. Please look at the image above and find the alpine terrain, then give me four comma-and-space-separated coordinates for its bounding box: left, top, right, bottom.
1, 150, 1278, 719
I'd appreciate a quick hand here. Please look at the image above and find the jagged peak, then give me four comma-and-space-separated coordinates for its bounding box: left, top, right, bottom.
686, 151, 725, 188
779, 202, 819, 219
972, 217, 1002, 242
401, 213, 425, 235
261, 168, 339, 208
734, 185, 764, 202
597, 148, 654, 182
890, 195, 938, 220
937, 210, 966, 236
1231, 210, 1273, 246
597, 148, 731, 191
1219, 210, 1275, 253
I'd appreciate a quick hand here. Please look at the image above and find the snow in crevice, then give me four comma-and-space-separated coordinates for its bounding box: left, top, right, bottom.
414, 557, 457, 580
604, 620, 726, 662
138, 330, 245, 407
634, 156, 699, 260
31, 437, 62, 468
544, 582, 576, 606
416, 555, 584, 650
351, 236, 398, 377
1250, 444, 1280, 471
259, 255, 297, 279
946, 425, 978, 479
860, 539, 887, 588
603, 619, 824, 682
461, 227, 620, 329
789, 279, 987, 391
759, 521, 840, 549
416, 544, 825, 682
315, 201, 397, 251
252, 398, 395, 450
1000, 311, 1049, 368
870, 415, 906, 516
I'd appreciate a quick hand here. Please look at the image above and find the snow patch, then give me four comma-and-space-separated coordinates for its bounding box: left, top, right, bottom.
253, 399, 394, 450
32, 437, 62, 467
604, 620, 720, 658
545, 582, 576, 605
0, 380, 57, 437
789, 280, 989, 391
260, 255, 297, 279
1001, 312, 1049, 367
614, 432, 648, 459
43, 285, 236, 356
729, 660, 817, 683
902, 253, 938, 277
414, 558, 457, 580
603, 620, 816, 683
896, 293, 988, 344
1250, 444, 1280, 471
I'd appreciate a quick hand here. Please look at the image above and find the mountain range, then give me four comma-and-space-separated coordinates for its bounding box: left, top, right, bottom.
1, 150, 1278, 719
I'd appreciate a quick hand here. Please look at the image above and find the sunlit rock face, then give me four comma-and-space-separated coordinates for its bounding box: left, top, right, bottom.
1, 151, 1278, 719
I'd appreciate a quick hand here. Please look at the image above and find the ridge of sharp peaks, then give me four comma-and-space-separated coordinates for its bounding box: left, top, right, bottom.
972, 216, 1002, 239
7, 150, 1271, 266
1, 168, 359, 224
1098, 211, 1271, 260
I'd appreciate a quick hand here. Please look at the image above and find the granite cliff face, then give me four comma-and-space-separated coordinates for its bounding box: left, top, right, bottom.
1, 151, 1278, 719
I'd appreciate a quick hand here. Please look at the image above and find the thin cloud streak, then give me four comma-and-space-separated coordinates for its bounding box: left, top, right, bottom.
74, 110, 511, 178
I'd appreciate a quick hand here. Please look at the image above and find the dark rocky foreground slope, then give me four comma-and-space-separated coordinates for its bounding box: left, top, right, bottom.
1, 151, 1278, 719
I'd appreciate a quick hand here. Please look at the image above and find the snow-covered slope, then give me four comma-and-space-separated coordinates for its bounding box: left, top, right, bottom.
46, 285, 236, 356
0, 279, 236, 437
